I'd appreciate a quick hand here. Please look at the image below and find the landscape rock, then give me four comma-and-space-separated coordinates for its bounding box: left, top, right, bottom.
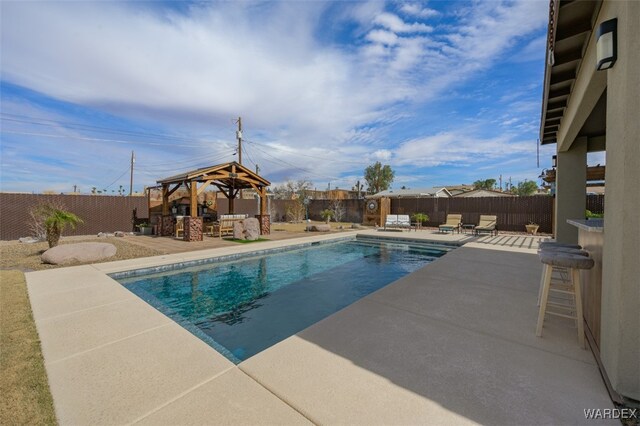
306, 224, 331, 232
232, 218, 261, 240
19, 237, 40, 243
114, 231, 125, 237
243, 218, 260, 240
42, 242, 117, 265
232, 221, 244, 239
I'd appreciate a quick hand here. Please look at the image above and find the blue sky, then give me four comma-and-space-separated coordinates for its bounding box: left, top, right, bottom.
1, 0, 567, 194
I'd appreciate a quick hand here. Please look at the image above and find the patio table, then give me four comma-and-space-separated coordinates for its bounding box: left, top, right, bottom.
461, 224, 475, 234
439, 226, 457, 234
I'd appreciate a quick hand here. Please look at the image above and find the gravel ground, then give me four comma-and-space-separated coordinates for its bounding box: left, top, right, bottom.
0, 236, 161, 272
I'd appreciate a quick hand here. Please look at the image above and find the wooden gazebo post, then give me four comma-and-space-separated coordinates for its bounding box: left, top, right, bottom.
182, 180, 203, 242
160, 184, 173, 236
256, 186, 270, 235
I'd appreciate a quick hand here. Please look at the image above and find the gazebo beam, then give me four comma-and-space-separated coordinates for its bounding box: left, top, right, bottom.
167, 183, 181, 197
197, 180, 213, 196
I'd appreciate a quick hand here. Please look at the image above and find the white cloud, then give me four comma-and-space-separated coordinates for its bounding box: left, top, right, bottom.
392, 130, 536, 168
366, 29, 399, 46
373, 149, 392, 161
373, 12, 433, 33
399, 3, 439, 19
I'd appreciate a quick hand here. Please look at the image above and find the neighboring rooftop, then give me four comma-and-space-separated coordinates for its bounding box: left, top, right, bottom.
367, 187, 452, 199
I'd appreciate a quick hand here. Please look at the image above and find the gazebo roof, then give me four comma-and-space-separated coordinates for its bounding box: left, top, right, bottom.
157, 161, 270, 190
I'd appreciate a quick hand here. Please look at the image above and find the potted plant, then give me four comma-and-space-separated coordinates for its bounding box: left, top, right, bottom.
137, 222, 153, 235
320, 209, 334, 224
525, 221, 539, 235
411, 213, 430, 229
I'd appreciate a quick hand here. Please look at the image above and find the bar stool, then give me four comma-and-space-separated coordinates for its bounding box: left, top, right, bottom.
536, 247, 590, 306
536, 252, 594, 348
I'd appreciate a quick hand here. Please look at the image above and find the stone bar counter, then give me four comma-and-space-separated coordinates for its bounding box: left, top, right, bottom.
567, 219, 604, 349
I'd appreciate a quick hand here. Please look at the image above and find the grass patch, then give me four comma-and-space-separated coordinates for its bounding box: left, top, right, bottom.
223, 238, 270, 244
0, 270, 57, 425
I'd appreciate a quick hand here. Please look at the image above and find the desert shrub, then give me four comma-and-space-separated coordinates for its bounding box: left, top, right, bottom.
30, 203, 83, 247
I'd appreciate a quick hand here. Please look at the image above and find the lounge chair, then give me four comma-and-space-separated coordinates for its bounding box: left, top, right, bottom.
384, 214, 398, 230
397, 215, 411, 230
475, 215, 498, 236
439, 214, 462, 234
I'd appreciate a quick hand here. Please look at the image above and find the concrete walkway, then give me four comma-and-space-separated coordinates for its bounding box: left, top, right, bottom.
26, 232, 613, 425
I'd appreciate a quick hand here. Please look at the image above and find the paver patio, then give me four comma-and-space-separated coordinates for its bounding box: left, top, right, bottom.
26, 231, 613, 425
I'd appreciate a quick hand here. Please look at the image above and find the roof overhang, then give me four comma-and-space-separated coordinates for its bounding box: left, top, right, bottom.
540, 0, 602, 145
157, 161, 270, 190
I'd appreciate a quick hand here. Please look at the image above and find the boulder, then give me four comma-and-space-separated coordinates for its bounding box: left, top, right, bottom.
114, 231, 125, 237
19, 237, 40, 243
42, 242, 117, 265
243, 218, 260, 241
232, 221, 244, 239
306, 224, 331, 232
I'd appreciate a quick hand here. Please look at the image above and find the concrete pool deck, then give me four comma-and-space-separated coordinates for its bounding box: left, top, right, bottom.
26, 231, 613, 425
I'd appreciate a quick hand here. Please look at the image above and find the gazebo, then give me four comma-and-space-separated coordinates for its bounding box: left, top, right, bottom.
156, 161, 271, 241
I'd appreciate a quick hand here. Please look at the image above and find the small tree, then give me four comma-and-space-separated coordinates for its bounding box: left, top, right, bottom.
512, 180, 538, 196
329, 198, 345, 222
285, 201, 306, 223
32, 204, 83, 248
473, 179, 496, 190
411, 213, 429, 225
320, 209, 334, 224
364, 162, 395, 195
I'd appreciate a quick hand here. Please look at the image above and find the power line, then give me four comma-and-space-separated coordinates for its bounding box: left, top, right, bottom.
103, 166, 131, 190
244, 138, 366, 166
248, 141, 338, 181
241, 144, 257, 169
0, 113, 205, 143
136, 150, 235, 170
1, 130, 210, 148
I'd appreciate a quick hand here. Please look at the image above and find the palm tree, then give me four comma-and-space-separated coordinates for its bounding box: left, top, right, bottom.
43, 208, 83, 248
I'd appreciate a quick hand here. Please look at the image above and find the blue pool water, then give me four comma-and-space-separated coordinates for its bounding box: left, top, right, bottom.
116, 238, 453, 363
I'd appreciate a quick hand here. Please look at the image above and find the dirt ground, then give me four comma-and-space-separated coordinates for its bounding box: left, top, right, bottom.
0, 221, 363, 272
0, 236, 161, 272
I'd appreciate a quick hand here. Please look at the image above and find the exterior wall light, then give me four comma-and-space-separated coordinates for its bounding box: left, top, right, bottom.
552, 155, 557, 168
596, 18, 617, 70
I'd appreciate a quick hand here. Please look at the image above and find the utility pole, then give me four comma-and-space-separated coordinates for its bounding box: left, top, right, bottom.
499, 174, 503, 192
255, 164, 260, 175
129, 150, 135, 196
236, 117, 242, 165
235, 117, 243, 198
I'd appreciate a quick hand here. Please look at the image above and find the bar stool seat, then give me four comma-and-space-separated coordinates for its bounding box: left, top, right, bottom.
536, 248, 590, 306
536, 252, 594, 348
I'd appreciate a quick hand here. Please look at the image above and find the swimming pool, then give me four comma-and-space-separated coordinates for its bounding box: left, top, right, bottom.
114, 237, 454, 363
